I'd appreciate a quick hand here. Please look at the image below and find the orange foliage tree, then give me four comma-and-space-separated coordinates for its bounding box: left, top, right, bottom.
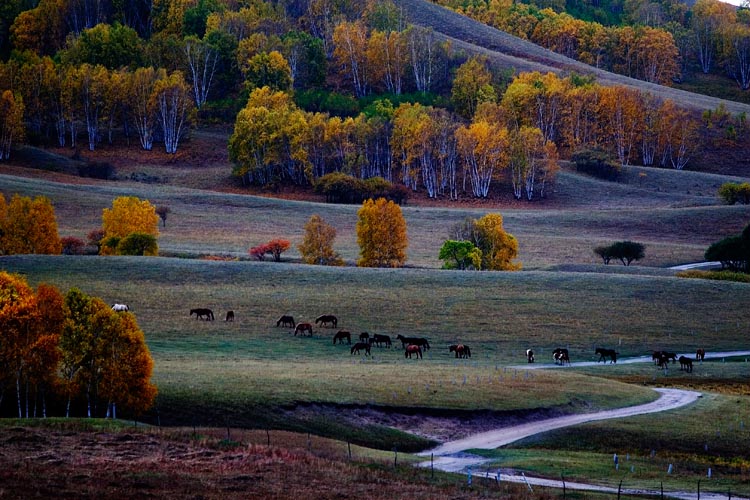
0, 193, 62, 255
356, 197, 408, 267
60, 288, 156, 418
0, 273, 64, 418
101, 196, 159, 255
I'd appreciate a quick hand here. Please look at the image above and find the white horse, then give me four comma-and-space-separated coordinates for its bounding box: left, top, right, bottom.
112, 303, 129, 312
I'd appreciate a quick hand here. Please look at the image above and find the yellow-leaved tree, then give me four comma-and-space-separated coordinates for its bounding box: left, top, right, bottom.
0, 194, 62, 255
356, 197, 408, 268
473, 213, 521, 271
299, 214, 344, 266
101, 196, 159, 255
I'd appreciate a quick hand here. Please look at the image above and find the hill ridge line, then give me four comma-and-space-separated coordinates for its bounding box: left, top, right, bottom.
394, 0, 750, 115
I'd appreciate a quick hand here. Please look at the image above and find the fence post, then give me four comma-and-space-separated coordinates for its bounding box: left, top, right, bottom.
393, 447, 397, 468
561, 474, 566, 499
348, 441, 352, 461
431, 453, 434, 478
697, 479, 700, 500
617, 479, 622, 500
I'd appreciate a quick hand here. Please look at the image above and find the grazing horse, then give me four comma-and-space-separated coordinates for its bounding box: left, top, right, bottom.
294, 322, 313, 336
679, 355, 693, 373
595, 347, 617, 364
372, 334, 392, 348
315, 314, 338, 328
405, 344, 422, 359
333, 330, 351, 345
350, 342, 371, 356
526, 349, 535, 363
190, 308, 214, 320
359, 332, 370, 342
553, 348, 570, 365
449, 344, 471, 358
396, 334, 430, 351
276, 315, 295, 328
653, 350, 677, 364
225, 311, 234, 322
696, 348, 706, 362
111, 303, 129, 312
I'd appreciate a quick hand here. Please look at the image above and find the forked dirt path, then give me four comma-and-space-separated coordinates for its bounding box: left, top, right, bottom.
416, 351, 750, 499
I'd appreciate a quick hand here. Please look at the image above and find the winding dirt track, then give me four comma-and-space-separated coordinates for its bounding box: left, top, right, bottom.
415, 351, 750, 499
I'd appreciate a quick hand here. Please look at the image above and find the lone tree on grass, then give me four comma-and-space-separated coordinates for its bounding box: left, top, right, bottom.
705, 223, 750, 273
356, 197, 408, 267
448, 213, 520, 271
101, 196, 159, 256
155, 206, 171, 227
595, 241, 645, 266
299, 214, 343, 266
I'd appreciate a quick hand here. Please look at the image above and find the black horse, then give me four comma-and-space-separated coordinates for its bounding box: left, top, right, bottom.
359, 332, 370, 342
396, 334, 430, 350
351, 342, 371, 356
595, 347, 617, 364
315, 314, 338, 328
526, 349, 535, 363
553, 347, 570, 365
190, 308, 214, 320
678, 355, 693, 373
333, 330, 351, 345
276, 315, 295, 328
225, 311, 234, 322
372, 334, 392, 348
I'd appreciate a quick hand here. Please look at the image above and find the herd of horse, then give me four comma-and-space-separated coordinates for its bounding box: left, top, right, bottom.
183, 308, 707, 372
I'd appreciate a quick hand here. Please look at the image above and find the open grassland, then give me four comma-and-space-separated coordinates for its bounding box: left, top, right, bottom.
1, 169, 749, 269
2, 255, 749, 451
474, 392, 750, 496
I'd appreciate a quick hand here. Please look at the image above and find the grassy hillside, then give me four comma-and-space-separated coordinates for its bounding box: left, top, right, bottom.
393, 0, 750, 116
1, 169, 749, 269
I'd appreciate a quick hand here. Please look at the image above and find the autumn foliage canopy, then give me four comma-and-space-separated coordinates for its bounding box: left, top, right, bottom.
356, 197, 408, 268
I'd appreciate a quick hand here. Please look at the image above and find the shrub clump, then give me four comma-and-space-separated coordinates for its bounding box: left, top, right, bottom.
315, 173, 408, 205
572, 149, 621, 181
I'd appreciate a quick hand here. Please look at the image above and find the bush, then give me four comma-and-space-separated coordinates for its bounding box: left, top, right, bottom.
718, 182, 750, 205
705, 234, 749, 272
315, 173, 407, 205
676, 270, 750, 283
572, 149, 621, 181
60, 236, 86, 255
118, 233, 158, 256
78, 162, 114, 179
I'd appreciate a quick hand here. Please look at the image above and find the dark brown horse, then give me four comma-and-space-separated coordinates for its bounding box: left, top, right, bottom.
359, 332, 370, 342
371, 334, 392, 348
190, 308, 214, 320
315, 314, 338, 328
276, 315, 295, 328
679, 355, 693, 373
449, 344, 471, 358
333, 330, 351, 344
595, 347, 617, 364
653, 350, 677, 364
351, 342, 371, 355
225, 311, 234, 322
405, 344, 422, 359
396, 334, 430, 350
294, 322, 313, 336
696, 348, 706, 362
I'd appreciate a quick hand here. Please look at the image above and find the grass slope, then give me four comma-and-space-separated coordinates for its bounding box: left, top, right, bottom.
394, 0, 750, 115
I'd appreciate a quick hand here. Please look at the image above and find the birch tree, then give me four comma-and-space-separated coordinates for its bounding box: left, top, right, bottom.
152, 70, 194, 154
184, 35, 219, 108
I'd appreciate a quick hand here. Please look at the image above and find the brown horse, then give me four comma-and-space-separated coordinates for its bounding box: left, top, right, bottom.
351, 342, 371, 356
276, 315, 295, 328
190, 308, 214, 320
359, 332, 370, 342
449, 344, 471, 358
315, 314, 338, 328
225, 311, 234, 322
333, 330, 351, 345
405, 344, 422, 359
595, 347, 617, 364
696, 348, 706, 362
294, 323, 313, 336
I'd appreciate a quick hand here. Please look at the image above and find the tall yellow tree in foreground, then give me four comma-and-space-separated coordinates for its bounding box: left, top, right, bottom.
356, 197, 407, 268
